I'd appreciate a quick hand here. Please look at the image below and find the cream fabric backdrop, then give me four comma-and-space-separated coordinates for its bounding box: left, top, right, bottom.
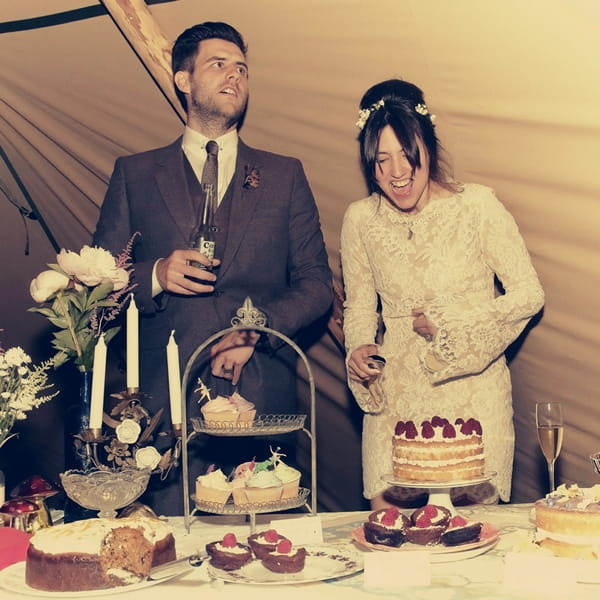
1, 0, 599, 509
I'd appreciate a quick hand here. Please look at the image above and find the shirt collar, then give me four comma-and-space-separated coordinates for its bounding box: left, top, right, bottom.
182, 127, 238, 155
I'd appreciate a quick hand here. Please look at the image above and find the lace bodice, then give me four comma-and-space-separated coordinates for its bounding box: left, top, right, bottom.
341, 183, 544, 501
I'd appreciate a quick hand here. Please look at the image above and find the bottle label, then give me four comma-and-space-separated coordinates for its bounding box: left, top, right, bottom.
199, 238, 215, 260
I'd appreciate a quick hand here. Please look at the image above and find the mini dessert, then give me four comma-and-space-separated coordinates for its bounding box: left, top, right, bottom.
205, 533, 253, 571
392, 416, 484, 482
270, 448, 301, 499
363, 506, 410, 547
440, 515, 482, 546
261, 539, 307, 574
405, 504, 452, 545
534, 483, 600, 559
248, 529, 289, 559
25, 517, 176, 592
231, 459, 256, 506
196, 379, 256, 426
195, 467, 232, 506
229, 391, 256, 426
200, 395, 238, 423
243, 469, 283, 504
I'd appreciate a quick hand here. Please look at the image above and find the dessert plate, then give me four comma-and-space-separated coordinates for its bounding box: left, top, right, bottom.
0, 562, 184, 597
351, 522, 500, 563
206, 543, 363, 584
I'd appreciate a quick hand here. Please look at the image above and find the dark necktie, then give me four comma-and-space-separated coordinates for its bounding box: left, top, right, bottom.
201, 140, 219, 201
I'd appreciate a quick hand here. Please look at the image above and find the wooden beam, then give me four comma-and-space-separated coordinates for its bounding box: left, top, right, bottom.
99, 0, 185, 122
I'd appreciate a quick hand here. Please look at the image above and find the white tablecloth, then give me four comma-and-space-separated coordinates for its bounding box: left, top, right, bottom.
1, 504, 599, 599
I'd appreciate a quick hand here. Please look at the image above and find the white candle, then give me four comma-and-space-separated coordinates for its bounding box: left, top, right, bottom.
89, 334, 107, 430
126, 294, 139, 389
166, 330, 182, 426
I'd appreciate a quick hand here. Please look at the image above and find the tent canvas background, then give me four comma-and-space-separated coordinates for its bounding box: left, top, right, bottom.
1, 0, 599, 511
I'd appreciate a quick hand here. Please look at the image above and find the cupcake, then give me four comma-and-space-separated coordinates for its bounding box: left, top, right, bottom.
272, 458, 301, 500
229, 391, 256, 426
364, 507, 410, 547
243, 469, 283, 504
231, 460, 255, 506
248, 529, 289, 559
440, 515, 482, 546
261, 539, 307, 574
406, 505, 452, 545
195, 467, 232, 506
201, 395, 238, 423
205, 533, 253, 571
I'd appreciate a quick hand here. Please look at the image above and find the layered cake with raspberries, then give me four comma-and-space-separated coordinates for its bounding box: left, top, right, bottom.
205, 533, 253, 571
406, 504, 452, 545
25, 517, 176, 592
392, 416, 484, 482
440, 515, 483, 546
363, 506, 410, 547
534, 483, 600, 559
261, 539, 307, 574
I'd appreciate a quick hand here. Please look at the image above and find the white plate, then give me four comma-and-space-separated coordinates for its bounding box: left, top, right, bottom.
0, 562, 183, 597
382, 472, 497, 489
207, 543, 363, 584
352, 522, 500, 563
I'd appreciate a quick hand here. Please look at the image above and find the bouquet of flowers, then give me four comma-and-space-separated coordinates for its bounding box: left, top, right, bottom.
0, 342, 57, 448
28, 242, 136, 372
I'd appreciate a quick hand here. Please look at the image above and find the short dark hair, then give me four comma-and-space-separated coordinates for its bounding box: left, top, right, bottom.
357, 79, 457, 195
171, 22, 247, 112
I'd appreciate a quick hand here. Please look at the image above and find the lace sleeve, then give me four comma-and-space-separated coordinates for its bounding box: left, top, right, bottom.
424, 190, 545, 383
341, 200, 383, 412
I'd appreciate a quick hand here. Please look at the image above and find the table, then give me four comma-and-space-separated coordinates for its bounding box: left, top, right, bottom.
1, 504, 598, 599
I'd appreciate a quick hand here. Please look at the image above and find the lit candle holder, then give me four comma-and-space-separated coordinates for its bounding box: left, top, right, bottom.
126, 294, 139, 390
89, 334, 107, 430
166, 330, 182, 426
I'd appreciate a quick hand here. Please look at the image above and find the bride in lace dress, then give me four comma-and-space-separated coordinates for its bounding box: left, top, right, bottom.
341, 79, 545, 509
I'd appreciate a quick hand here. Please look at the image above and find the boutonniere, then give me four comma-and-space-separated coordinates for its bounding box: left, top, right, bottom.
243, 165, 260, 189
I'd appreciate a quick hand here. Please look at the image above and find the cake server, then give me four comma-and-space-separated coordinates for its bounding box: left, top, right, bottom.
149, 553, 205, 580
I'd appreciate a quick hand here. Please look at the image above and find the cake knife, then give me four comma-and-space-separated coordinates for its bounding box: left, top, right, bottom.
149, 553, 205, 580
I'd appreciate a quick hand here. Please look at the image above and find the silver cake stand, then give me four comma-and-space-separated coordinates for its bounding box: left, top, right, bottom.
382, 472, 497, 513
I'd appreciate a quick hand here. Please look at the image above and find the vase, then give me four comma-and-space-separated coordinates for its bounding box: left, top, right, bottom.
63, 370, 96, 522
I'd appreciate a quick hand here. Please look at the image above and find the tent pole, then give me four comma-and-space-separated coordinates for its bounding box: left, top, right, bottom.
99, 0, 185, 123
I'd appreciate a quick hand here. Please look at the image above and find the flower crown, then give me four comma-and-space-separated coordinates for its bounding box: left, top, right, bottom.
355, 99, 436, 130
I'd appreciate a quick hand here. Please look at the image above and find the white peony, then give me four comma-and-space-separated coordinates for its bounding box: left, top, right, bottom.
57, 245, 128, 290
115, 419, 141, 444
135, 446, 161, 470
30, 269, 70, 303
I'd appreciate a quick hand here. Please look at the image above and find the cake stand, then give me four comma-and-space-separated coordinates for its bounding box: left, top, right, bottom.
381, 472, 497, 513
180, 297, 317, 532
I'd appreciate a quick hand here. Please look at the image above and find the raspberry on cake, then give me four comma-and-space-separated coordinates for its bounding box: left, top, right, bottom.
248, 529, 289, 559
534, 483, 600, 559
261, 539, 307, 574
363, 506, 410, 547
205, 533, 253, 571
405, 504, 452, 545
392, 416, 484, 482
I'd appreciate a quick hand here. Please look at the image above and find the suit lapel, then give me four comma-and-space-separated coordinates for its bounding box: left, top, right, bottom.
154, 138, 197, 245
217, 140, 262, 278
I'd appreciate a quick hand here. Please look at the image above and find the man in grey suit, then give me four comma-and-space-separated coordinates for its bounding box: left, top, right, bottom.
93, 22, 332, 515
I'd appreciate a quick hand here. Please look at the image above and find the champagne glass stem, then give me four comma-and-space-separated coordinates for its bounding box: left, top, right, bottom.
547, 459, 556, 492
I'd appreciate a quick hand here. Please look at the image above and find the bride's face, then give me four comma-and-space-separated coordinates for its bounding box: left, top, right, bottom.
375, 125, 431, 215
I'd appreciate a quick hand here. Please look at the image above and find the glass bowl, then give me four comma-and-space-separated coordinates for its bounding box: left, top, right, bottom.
60, 468, 151, 518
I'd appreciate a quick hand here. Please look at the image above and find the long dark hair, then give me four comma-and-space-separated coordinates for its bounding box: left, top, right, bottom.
357, 79, 459, 195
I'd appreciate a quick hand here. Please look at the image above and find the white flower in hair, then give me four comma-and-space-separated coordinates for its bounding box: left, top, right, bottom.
415, 103, 436, 123
355, 99, 385, 130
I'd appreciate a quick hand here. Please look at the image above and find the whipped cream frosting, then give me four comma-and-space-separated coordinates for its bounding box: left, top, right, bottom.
196, 468, 232, 491
30, 517, 172, 554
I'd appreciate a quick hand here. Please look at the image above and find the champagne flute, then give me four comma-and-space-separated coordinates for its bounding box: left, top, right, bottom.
535, 402, 564, 492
